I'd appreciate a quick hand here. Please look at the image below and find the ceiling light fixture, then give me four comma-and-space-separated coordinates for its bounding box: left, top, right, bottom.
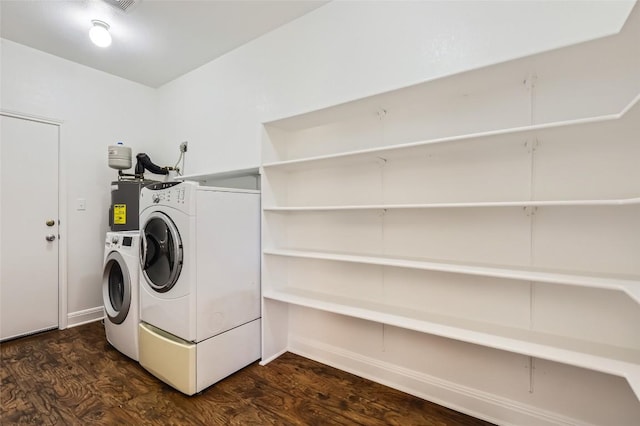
89, 20, 112, 47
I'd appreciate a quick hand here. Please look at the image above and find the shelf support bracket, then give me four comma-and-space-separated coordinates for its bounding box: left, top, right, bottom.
627, 373, 640, 401
524, 73, 538, 92
624, 285, 640, 305
524, 72, 538, 125
525, 138, 539, 154
528, 356, 536, 394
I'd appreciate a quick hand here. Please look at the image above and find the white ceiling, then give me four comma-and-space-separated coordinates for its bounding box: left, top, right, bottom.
0, 0, 328, 88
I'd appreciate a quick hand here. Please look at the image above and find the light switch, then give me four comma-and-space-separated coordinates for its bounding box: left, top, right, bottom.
76, 198, 86, 211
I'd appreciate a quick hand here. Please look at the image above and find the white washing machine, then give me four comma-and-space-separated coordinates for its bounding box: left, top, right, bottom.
102, 231, 141, 361
137, 181, 261, 395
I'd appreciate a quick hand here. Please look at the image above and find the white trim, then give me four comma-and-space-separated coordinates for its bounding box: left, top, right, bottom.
58, 122, 68, 329
177, 166, 260, 182
0, 109, 64, 126
263, 197, 640, 211
196, 185, 261, 195
259, 348, 288, 366
66, 306, 104, 328
289, 337, 597, 426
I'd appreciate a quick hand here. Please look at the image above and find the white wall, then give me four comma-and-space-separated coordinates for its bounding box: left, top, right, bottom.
155, 0, 638, 424
156, 0, 635, 175
0, 39, 158, 323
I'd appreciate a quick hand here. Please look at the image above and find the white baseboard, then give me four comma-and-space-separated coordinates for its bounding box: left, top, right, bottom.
260, 348, 288, 366
66, 306, 104, 328
289, 337, 587, 426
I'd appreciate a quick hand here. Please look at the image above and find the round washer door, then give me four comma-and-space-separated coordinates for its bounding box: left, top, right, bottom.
140, 211, 183, 293
102, 251, 132, 324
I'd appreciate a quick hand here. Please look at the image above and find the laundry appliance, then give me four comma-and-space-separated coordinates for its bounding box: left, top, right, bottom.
137, 181, 261, 395
102, 231, 141, 361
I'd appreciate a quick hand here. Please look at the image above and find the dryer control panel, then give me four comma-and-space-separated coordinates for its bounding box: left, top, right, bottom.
146, 181, 181, 191
140, 181, 195, 213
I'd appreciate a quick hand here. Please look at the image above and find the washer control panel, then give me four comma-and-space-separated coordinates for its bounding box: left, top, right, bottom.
105, 233, 138, 251
106, 234, 120, 248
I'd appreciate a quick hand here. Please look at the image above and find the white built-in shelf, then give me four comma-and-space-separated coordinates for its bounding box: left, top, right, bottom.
263, 197, 640, 211
262, 94, 639, 171
260, 15, 640, 412
263, 287, 640, 400
263, 249, 640, 304
177, 166, 260, 181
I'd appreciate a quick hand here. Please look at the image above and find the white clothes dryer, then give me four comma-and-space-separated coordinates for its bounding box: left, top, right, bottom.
102, 231, 141, 361
137, 181, 261, 395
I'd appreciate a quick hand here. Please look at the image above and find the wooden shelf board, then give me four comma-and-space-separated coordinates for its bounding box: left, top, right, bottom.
263, 249, 640, 303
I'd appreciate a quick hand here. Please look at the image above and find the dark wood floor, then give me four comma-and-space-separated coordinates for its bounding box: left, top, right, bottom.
1, 321, 494, 425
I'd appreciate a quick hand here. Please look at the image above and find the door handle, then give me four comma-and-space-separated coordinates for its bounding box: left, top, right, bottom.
45, 234, 56, 242
46, 219, 56, 227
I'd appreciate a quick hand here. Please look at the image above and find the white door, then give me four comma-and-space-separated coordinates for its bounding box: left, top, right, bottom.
0, 114, 59, 341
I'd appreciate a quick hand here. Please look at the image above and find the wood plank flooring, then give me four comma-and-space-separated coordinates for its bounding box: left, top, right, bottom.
1, 321, 494, 425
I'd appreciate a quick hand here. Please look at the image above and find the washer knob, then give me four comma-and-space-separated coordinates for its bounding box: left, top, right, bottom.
152, 193, 160, 203
111, 236, 119, 244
